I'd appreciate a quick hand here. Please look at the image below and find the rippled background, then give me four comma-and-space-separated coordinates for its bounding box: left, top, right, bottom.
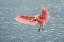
0, 0, 64, 42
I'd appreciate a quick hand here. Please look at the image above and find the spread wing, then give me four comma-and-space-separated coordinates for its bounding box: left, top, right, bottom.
40, 7, 50, 22
14, 15, 37, 25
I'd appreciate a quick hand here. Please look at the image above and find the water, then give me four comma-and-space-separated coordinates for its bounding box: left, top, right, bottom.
0, 0, 64, 42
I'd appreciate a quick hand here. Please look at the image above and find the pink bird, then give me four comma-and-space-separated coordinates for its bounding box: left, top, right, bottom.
14, 7, 50, 32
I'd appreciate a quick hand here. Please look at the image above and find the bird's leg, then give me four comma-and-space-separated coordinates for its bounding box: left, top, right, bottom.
42, 27, 44, 31
38, 27, 40, 32
38, 26, 41, 32
41, 24, 44, 31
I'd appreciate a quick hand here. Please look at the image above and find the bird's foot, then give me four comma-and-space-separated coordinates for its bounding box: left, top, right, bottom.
38, 28, 40, 32
42, 28, 44, 31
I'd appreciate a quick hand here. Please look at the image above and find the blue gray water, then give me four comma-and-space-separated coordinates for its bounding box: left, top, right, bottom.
0, 0, 64, 42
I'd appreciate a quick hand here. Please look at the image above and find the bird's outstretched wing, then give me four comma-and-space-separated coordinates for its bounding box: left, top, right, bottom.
40, 7, 50, 22
14, 15, 37, 25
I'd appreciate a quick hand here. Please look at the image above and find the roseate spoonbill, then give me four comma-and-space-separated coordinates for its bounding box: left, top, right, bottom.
14, 7, 50, 32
